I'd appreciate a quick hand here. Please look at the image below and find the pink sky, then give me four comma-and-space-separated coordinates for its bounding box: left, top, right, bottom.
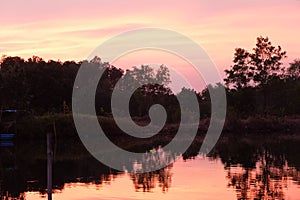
1, 0, 300, 86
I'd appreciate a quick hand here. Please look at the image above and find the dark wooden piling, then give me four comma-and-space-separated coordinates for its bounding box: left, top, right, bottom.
47, 131, 53, 200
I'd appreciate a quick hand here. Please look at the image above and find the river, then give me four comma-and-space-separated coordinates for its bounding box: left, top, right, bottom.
0, 134, 299, 200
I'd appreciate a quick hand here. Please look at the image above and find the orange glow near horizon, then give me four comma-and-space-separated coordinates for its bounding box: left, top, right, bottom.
1, 0, 300, 75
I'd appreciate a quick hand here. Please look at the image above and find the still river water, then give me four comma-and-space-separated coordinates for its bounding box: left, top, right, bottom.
1, 134, 300, 200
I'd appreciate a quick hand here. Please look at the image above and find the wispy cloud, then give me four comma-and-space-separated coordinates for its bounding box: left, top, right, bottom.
57, 23, 147, 38
0, 0, 299, 70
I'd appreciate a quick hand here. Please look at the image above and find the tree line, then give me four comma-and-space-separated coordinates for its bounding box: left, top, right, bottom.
0, 36, 300, 121
225, 36, 300, 117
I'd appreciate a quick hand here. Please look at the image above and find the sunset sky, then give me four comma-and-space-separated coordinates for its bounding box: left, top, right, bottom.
1, 0, 300, 86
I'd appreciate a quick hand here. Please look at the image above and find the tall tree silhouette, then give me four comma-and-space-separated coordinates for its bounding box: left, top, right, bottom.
224, 36, 287, 115
224, 48, 251, 89
225, 36, 286, 89
250, 36, 286, 87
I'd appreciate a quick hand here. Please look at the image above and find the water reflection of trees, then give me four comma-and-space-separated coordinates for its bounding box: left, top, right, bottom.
130, 164, 173, 192
209, 136, 300, 200
0, 139, 175, 199
226, 152, 287, 200
1, 136, 300, 199
129, 146, 174, 192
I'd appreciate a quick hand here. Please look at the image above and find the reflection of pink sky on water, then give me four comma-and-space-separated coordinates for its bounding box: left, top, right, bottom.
24, 157, 300, 200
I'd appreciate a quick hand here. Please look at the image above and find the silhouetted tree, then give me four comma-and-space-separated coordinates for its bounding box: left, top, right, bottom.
250, 36, 286, 87
224, 48, 251, 89
287, 59, 300, 80
225, 36, 286, 89
224, 36, 287, 115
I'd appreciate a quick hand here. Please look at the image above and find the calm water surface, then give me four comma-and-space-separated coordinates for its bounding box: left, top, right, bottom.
1, 135, 300, 200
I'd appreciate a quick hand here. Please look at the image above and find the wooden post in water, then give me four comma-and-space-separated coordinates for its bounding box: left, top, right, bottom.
47, 131, 53, 200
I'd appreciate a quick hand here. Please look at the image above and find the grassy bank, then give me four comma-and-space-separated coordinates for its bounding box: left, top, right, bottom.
224, 114, 300, 134
16, 114, 124, 139
15, 113, 300, 140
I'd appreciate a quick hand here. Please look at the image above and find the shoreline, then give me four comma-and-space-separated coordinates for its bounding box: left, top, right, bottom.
13, 114, 300, 140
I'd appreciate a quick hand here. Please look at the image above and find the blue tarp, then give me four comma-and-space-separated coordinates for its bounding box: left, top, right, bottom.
0, 133, 15, 139
0, 141, 14, 147
1, 110, 17, 113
